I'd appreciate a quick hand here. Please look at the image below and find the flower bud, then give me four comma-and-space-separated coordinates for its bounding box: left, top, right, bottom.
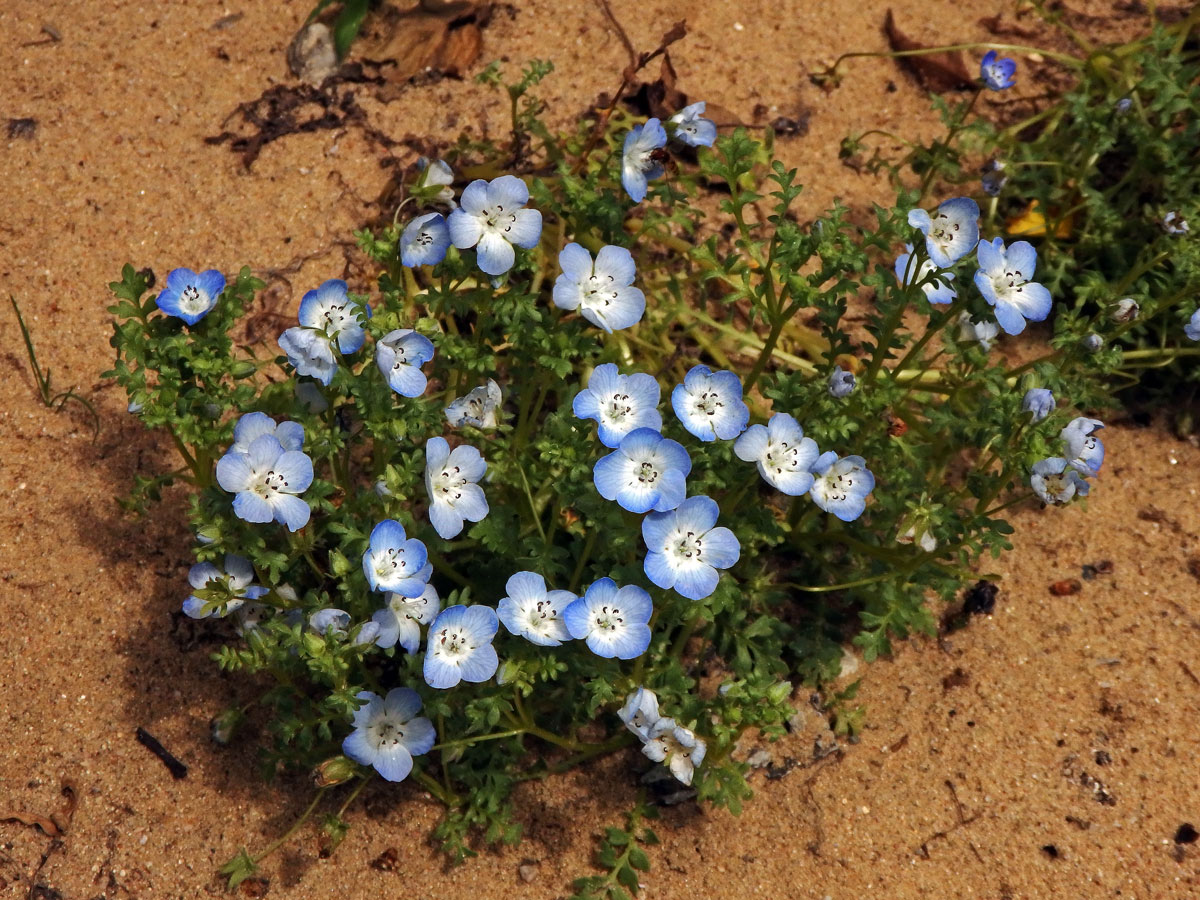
314, 755, 358, 788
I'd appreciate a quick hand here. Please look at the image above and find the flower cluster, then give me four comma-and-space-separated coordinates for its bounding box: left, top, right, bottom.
1031, 417, 1106, 505
618, 687, 706, 785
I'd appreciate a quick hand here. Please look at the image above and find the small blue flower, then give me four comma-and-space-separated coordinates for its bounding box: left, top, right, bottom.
894, 243, 956, 304
424, 437, 489, 539
1115, 97, 1133, 114
414, 157, 455, 204
621, 118, 668, 202
733, 412, 820, 495
974, 237, 1053, 335
1082, 333, 1104, 353
643, 495, 740, 601
809, 451, 874, 522
572, 364, 662, 448
907, 198, 980, 268
423, 605, 500, 689
298, 278, 370, 353
376, 329, 435, 398
447, 175, 542, 275
1112, 298, 1139, 323
1186, 309, 1200, 342
371, 583, 439, 654
216, 435, 314, 531
310, 609, 380, 645
362, 519, 431, 597
593, 428, 691, 514
642, 717, 706, 786
1163, 211, 1189, 235
1022, 388, 1055, 422
155, 267, 225, 325
342, 687, 436, 783
552, 243, 646, 333
445, 380, 503, 429
230, 411, 304, 455
1060, 417, 1105, 476
563, 578, 653, 659
182, 554, 268, 619
400, 212, 450, 267
1031, 457, 1089, 505
980, 50, 1016, 90
828, 366, 856, 398
618, 687, 661, 740
957, 311, 1000, 350
671, 365, 750, 442
497, 571, 576, 647
980, 159, 1007, 197
669, 102, 717, 147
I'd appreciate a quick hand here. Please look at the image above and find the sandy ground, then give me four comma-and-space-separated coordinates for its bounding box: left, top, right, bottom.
2, 1, 1198, 897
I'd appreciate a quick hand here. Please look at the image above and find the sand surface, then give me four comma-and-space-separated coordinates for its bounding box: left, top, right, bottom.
2, 1, 1198, 897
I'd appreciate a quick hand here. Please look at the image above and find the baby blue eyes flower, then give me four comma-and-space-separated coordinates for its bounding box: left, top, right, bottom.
809, 451, 875, 522
371, 583, 439, 654
278, 279, 371, 386
1186, 309, 1200, 341
981, 159, 1007, 197
621, 117, 668, 203
642, 717, 706, 786
400, 212, 450, 267
1112, 297, 1139, 323
733, 412, 820, 495
447, 175, 543, 276
155, 267, 225, 325
376, 329, 435, 398
497, 571, 576, 647
668, 102, 717, 147
424, 436, 489, 539
552, 243, 646, 333
342, 687, 436, 783
594, 428, 691, 514
310, 608, 351, 636
423, 604, 500, 689
894, 243, 956, 304
1082, 333, 1103, 353
974, 237, 1053, 335
1163, 211, 1189, 235
363, 519, 431, 596
1031, 457, 1090, 505
642, 495, 741, 601
182, 554, 268, 619
828, 366, 856, 398
1022, 388, 1055, 422
980, 50, 1016, 90
216, 434, 314, 531
957, 311, 1000, 350
230, 411, 304, 455
907, 197, 980, 268
563, 578, 653, 659
414, 157, 455, 205
572, 363, 662, 448
618, 687, 661, 741
1061, 417, 1105, 476
671, 365, 750, 442
445, 379, 502, 429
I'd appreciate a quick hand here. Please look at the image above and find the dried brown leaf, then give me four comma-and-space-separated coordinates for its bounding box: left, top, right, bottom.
884, 9, 973, 92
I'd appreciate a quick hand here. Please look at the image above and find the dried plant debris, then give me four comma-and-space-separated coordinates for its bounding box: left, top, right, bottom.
354, 1, 488, 100
883, 9, 974, 92
7, 118, 37, 139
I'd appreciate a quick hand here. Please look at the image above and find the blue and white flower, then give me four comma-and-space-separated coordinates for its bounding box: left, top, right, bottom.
445, 380, 503, 429
278, 279, 370, 386
155, 267, 225, 325
1061, 417, 1105, 476
216, 435, 314, 531
980, 50, 1016, 90
563, 578, 653, 659
1021, 388, 1055, 422
669, 102, 717, 147
981, 159, 1007, 197
671, 365, 750, 442
957, 311, 1000, 350
182, 554, 268, 619
974, 237, 1053, 335
1186, 309, 1200, 342
1163, 211, 1189, 235
424, 437, 489, 539
733, 413, 820, 495
572, 364, 662, 448
621, 118, 668, 202
311, 609, 381, 646
809, 452, 875, 522
552, 243, 646, 333
907, 198, 980, 268
400, 212, 450, 267
376, 329, 435, 398
371, 583, 439, 654
1031, 457, 1090, 505
447, 175, 542, 276
894, 243, 956, 304
1112, 297, 1139, 323
496, 571, 575, 647
362, 519, 431, 597
414, 157, 455, 204
618, 687, 661, 740
230, 411, 304, 455
593, 428, 691, 514
642, 495, 740, 601
423, 605, 500, 689
278, 326, 337, 386
642, 718, 706, 786
342, 687, 436, 783
828, 366, 856, 398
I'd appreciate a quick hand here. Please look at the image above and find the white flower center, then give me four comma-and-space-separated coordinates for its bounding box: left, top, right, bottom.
929, 212, 962, 254
179, 284, 210, 316
316, 301, 353, 337
814, 470, 855, 505
670, 529, 704, 563
693, 389, 724, 417
592, 603, 625, 633
434, 626, 474, 658
763, 440, 801, 474
368, 716, 408, 750
484, 204, 518, 235
584, 274, 618, 308
252, 468, 290, 498
373, 547, 409, 581
991, 266, 1027, 301
524, 599, 560, 632
433, 466, 468, 506
604, 392, 633, 423
636, 460, 660, 485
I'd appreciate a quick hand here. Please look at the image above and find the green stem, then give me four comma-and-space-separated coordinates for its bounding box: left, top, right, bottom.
252, 790, 327, 864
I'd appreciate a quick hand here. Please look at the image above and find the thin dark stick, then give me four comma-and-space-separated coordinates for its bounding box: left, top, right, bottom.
136, 727, 189, 779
